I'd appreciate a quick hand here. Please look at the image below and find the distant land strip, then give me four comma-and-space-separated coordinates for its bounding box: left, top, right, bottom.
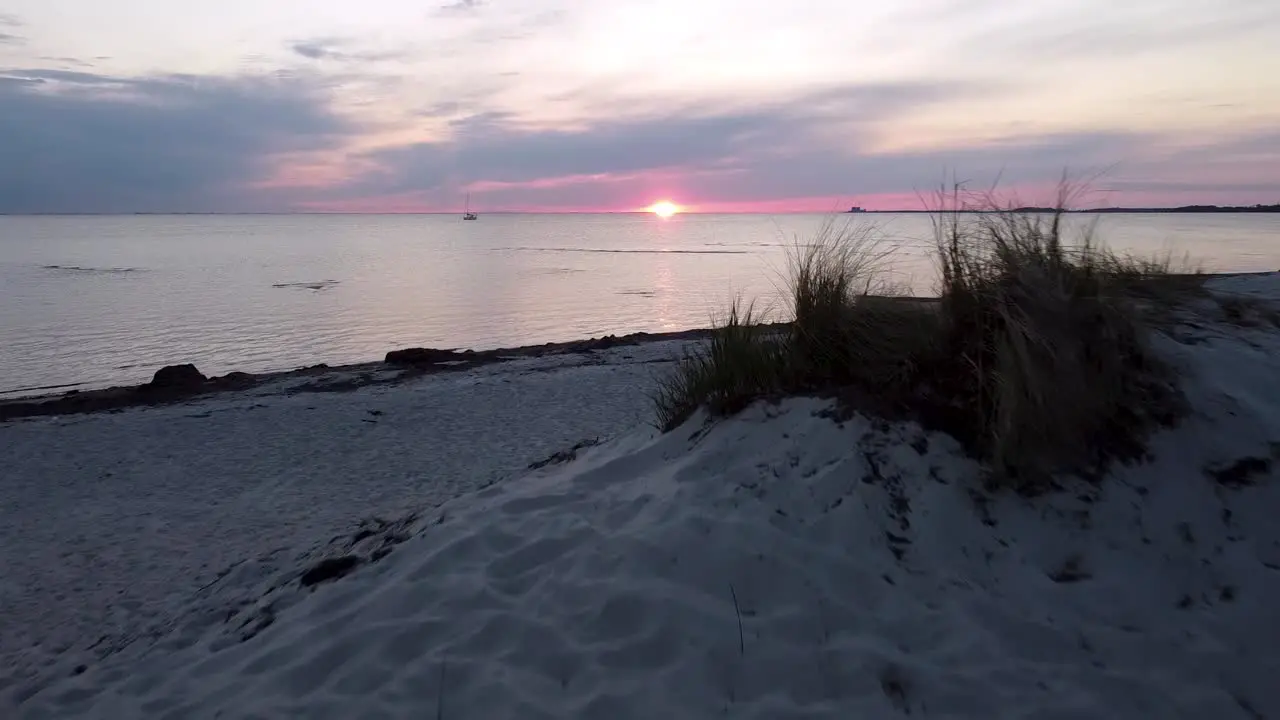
857, 204, 1280, 214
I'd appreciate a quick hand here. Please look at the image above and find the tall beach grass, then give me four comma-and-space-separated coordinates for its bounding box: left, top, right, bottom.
654, 190, 1191, 492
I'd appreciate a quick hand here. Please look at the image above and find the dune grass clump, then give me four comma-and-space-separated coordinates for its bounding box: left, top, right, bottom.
654, 194, 1189, 492
652, 225, 927, 432
930, 204, 1184, 488
651, 300, 788, 431
787, 226, 936, 393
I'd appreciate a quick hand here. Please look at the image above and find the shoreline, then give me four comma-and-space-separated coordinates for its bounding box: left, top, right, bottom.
0, 326, 735, 421
4, 268, 1258, 420
0, 271, 1246, 422
1, 293, 951, 418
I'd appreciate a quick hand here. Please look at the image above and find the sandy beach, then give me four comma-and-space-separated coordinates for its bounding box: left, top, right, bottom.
4, 0, 1278, 713
4, 273, 1280, 718
0, 334, 694, 704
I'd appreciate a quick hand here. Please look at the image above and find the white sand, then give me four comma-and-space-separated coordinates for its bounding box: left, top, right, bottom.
9, 275, 1280, 718
0, 340, 687, 703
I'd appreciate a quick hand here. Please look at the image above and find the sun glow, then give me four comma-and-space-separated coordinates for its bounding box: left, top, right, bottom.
647, 200, 681, 218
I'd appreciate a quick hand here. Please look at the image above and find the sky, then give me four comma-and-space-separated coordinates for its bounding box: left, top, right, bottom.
0, 0, 1278, 213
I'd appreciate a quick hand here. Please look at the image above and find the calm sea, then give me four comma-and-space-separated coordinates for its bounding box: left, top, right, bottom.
2, 212, 1278, 396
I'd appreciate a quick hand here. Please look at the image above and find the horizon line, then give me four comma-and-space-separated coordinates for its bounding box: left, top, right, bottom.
4, 203, 1280, 217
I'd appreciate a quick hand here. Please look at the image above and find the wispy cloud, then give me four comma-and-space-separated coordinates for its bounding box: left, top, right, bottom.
290, 37, 404, 64
954, 1, 1280, 63
437, 0, 485, 15
0, 14, 23, 45
38, 56, 93, 67
3, 68, 122, 85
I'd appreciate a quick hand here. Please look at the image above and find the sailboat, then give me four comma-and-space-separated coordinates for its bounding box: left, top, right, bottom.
463, 193, 478, 221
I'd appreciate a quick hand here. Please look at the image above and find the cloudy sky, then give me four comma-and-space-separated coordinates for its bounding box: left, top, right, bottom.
1, 0, 1277, 213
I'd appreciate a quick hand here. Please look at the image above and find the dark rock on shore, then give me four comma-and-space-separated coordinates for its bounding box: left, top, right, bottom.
384, 348, 463, 366
148, 364, 206, 390
1, 325, 726, 422
209, 371, 256, 390
567, 334, 641, 353
2, 364, 218, 421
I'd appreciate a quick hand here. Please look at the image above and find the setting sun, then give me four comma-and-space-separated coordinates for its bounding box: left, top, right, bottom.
647, 201, 681, 218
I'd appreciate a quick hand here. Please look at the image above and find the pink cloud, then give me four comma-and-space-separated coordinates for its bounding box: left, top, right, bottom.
288, 151, 1280, 214
462, 171, 647, 193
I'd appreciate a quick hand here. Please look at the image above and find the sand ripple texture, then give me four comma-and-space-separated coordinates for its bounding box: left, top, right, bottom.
0, 340, 685, 699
